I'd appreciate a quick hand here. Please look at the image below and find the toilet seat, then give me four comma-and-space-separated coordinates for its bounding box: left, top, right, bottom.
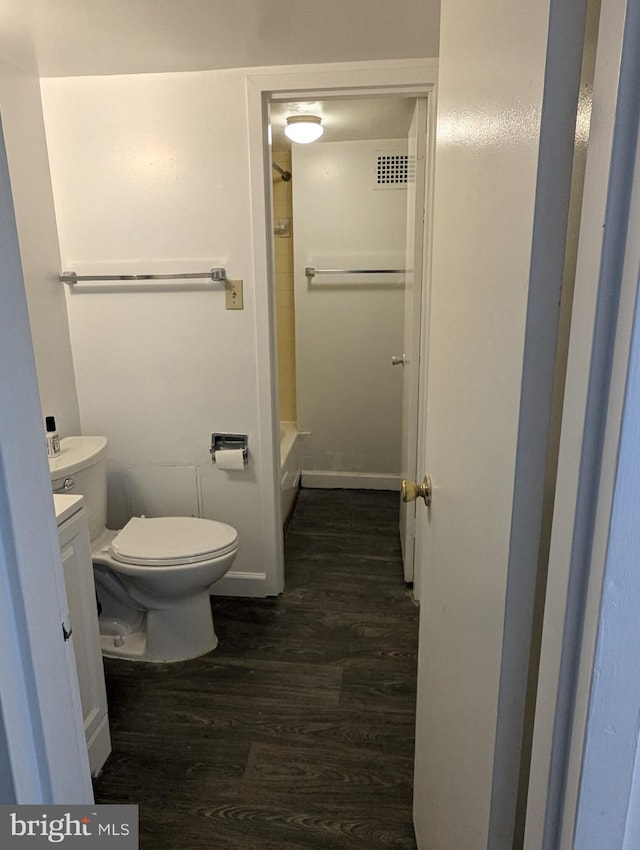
108, 516, 238, 566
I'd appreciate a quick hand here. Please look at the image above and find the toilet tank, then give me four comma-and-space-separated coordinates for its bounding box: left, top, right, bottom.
49, 437, 108, 542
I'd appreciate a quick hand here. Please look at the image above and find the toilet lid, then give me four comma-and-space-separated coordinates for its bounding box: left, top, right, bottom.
108, 516, 238, 566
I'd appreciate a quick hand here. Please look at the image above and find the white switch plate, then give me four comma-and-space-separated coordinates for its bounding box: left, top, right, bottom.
225, 279, 244, 310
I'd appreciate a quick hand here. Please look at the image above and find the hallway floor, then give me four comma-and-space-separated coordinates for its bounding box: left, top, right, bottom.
94, 488, 419, 849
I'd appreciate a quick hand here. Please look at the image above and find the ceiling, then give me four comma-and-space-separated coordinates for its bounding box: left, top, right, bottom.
0, 1, 435, 150
270, 97, 417, 146
6, 0, 439, 78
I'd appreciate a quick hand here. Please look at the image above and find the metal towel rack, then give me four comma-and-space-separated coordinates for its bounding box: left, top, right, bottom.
59, 267, 227, 285
305, 266, 405, 280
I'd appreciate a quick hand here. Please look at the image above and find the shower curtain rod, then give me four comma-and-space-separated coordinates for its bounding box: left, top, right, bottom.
59, 268, 227, 284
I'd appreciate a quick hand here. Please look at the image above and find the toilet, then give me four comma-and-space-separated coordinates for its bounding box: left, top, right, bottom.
49, 436, 238, 663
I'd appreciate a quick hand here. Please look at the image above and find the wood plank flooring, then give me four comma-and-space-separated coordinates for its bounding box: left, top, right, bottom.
94, 488, 419, 849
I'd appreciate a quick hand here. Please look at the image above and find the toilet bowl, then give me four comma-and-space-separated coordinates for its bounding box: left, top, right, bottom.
49, 436, 238, 663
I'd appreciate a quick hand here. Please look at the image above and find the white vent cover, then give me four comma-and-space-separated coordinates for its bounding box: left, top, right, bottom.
376, 153, 409, 186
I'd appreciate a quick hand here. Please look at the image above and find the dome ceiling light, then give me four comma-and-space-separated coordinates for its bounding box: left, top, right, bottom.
284, 115, 323, 144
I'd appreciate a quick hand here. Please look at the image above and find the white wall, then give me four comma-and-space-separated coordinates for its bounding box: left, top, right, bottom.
0, 55, 80, 436
28, 0, 440, 78
292, 139, 407, 488
0, 18, 92, 801
40, 70, 276, 595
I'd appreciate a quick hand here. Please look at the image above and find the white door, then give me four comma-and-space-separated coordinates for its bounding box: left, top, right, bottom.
0, 116, 92, 803
398, 98, 428, 584
411, 0, 584, 847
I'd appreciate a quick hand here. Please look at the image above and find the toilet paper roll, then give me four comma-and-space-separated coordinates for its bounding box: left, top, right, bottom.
214, 449, 245, 470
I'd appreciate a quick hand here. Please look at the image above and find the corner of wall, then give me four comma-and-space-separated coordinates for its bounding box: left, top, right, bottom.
0, 57, 80, 436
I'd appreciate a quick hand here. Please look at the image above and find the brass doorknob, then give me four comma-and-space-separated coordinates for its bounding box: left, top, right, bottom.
401, 475, 432, 507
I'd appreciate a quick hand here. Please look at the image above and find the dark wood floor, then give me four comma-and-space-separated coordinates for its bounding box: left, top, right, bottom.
94, 488, 419, 849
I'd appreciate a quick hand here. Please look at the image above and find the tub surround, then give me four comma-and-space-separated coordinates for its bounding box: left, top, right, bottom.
280, 421, 302, 526
272, 144, 297, 423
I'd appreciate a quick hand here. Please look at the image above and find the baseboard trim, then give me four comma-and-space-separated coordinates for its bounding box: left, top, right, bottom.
301, 470, 400, 491
211, 571, 268, 597
87, 714, 112, 778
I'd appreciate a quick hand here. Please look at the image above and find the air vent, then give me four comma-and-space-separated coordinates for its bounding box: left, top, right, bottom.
376, 153, 409, 186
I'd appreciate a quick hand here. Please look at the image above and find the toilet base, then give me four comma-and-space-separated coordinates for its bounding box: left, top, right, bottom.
100, 592, 218, 663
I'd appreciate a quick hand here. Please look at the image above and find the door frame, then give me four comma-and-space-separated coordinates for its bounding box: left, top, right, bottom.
246, 59, 438, 594
525, 0, 640, 843
400, 96, 432, 590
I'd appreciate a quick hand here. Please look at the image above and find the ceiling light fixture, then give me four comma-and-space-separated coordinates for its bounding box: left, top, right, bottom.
284, 115, 323, 144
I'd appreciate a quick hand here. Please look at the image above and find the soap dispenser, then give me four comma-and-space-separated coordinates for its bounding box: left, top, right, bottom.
45, 416, 61, 458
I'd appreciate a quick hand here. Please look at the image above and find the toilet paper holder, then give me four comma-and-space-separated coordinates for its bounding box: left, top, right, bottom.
210, 433, 249, 464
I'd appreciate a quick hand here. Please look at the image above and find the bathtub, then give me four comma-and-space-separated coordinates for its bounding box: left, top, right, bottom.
280, 421, 302, 525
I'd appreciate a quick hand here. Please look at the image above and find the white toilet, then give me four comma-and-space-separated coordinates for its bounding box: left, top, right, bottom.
49, 436, 238, 663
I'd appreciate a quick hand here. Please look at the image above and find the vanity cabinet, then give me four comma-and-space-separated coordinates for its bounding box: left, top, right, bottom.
55, 495, 111, 776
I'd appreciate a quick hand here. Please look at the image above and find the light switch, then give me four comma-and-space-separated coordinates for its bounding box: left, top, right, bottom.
225, 279, 244, 310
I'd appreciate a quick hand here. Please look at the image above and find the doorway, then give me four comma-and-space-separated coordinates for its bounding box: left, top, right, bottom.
266, 92, 432, 589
